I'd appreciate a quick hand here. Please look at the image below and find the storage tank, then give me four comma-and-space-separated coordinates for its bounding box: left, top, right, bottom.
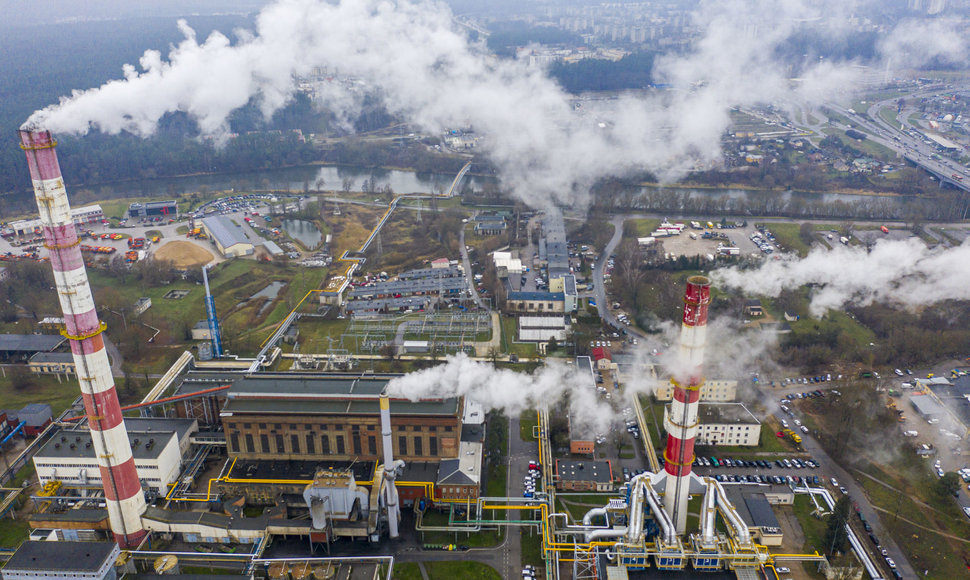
267, 562, 290, 579
153, 555, 179, 575
291, 562, 313, 580
313, 564, 336, 579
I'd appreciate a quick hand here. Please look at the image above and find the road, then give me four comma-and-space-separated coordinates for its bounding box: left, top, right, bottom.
458, 225, 488, 310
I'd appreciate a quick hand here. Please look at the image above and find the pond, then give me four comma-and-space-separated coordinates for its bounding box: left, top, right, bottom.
244, 280, 287, 316
281, 219, 322, 249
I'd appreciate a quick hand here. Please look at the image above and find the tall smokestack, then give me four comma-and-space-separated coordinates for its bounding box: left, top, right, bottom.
663, 275, 710, 533
18, 129, 147, 547
379, 394, 400, 538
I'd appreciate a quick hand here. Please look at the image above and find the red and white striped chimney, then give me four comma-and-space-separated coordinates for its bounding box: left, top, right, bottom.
663, 275, 710, 533
19, 129, 147, 547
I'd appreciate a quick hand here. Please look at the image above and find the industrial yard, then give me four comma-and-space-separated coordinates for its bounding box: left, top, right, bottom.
5, 4, 970, 579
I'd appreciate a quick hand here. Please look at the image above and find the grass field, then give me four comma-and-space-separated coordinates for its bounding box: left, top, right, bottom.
0, 373, 82, 417
0, 518, 28, 549
624, 218, 662, 239
520, 410, 538, 442
500, 316, 537, 359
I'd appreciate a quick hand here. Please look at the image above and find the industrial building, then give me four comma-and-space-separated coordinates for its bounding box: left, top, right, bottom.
6, 204, 104, 237
540, 211, 570, 280
0, 540, 120, 580
0, 333, 66, 363
4, 404, 52, 437
517, 315, 570, 342
505, 291, 565, 313
909, 394, 945, 422
33, 429, 182, 493
127, 200, 178, 218
654, 379, 738, 402
555, 460, 613, 492
924, 376, 970, 434
473, 214, 508, 235
671, 403, 762, 447
549, 274, 579, 312
27, 351, 76, 376
201, 215, 255, 258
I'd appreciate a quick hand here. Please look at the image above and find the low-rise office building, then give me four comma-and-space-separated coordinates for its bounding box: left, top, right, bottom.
665, 403, 760, 447
555, 460, 613, 492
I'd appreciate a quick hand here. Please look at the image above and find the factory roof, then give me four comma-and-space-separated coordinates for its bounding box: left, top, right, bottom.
223, 374, 461, 416
910, 395, 945, 418
719, 487, 782, 532
123, 417, 198, 446
697, 403, 760, 425
348, 276, 466, 298
0, 333, 65, 352
562, 274, 577, 295
202, 215, 252, 249
518, 328, 567, 342
36, 429, 177, 461
228, 459, 374, 484
28, 351, 74, 364
556, 460, 612, 483
3, 540, 118, 573
927, 376, 970, 427
507, 291, 564, 302
437, 441, 482, 486
398, 266, 464, 280
27, 508, 109, 524
345, 296, 431, 312
399, 461, 440, 484
130, 200, 177, 209
263, 240, 284, 256
518, 315, 570, 329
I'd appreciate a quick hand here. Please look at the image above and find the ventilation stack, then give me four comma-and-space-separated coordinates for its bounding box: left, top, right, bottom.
379, 394, 401, 538
663, 276, 710, 533
18, 129, 147, 547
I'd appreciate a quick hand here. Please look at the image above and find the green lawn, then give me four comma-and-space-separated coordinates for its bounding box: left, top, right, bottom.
419, 510, 502, 547
500, 316, 537, 359
392, 563, 423, 580
520, 528, 543, 569
0, 373, 81, 417
519, 410, 537, 442
624, 218, 662, 239
0, 518, 29, 549
425, 562, 501, 580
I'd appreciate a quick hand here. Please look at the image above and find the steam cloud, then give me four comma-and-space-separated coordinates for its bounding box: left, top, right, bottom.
24, 0, 964, 208
386, 353, 619, 436
713, 238, 970, 316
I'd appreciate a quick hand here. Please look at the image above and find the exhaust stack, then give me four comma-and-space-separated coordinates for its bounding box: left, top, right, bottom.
18, 129, 147, 547
663, 276, 710, 533
379, 394, 401, 538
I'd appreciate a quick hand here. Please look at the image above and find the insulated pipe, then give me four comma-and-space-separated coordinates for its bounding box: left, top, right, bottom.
663, 276, 710, 534
701, 478, 718, 544
379, 394, 400, 538
712, 479, 750, 545
581, 505, 609, 527
19, 129, 146, 548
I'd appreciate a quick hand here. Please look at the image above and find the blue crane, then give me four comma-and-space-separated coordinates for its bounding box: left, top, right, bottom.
0, 421, 25, 447
202, 266, 223, 358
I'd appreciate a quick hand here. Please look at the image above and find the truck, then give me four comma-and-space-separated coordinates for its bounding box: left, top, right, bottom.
839, 236, 850, 245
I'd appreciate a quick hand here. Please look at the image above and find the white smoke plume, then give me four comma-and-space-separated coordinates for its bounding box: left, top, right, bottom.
385, 353, 618, 436
23, 0, 924, 208
712, 238, 970, 317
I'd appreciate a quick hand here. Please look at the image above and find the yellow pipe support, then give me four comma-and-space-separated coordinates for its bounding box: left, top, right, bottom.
61, 321, 107, 341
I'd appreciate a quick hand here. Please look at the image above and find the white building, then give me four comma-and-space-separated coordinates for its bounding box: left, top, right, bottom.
665, 402, 760, 447
202, 215, 255, 258
655, 379, 738, 402
517, 315, 570, 342
492, 251, 523, 275
33, 419, 197, 493
8, 204, 104, 236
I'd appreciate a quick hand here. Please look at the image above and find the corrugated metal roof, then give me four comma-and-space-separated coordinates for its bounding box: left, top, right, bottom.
202, 215, 251, 249
0, 334, 65, 352
263, 240, 284, 255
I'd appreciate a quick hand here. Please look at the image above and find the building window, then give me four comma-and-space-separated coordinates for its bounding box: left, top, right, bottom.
275, 423, 282, 430
275, 434, 284, 453
444, 426, 453, 432
291, 434, 300, 453
321, 436, 330, 454
245, 434, 254, 453
259, 423, 267, 429
413, 437, 423, 456
353, 435, 362, 455
368, 436, 377, 455
230, 433, 240, 453
260, 434, 269, 453
336, 436, 345, 455
399, 436, 407, 455
429, 426, 437, 433
429, 437, 438, 456
306, 434, 315, 454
